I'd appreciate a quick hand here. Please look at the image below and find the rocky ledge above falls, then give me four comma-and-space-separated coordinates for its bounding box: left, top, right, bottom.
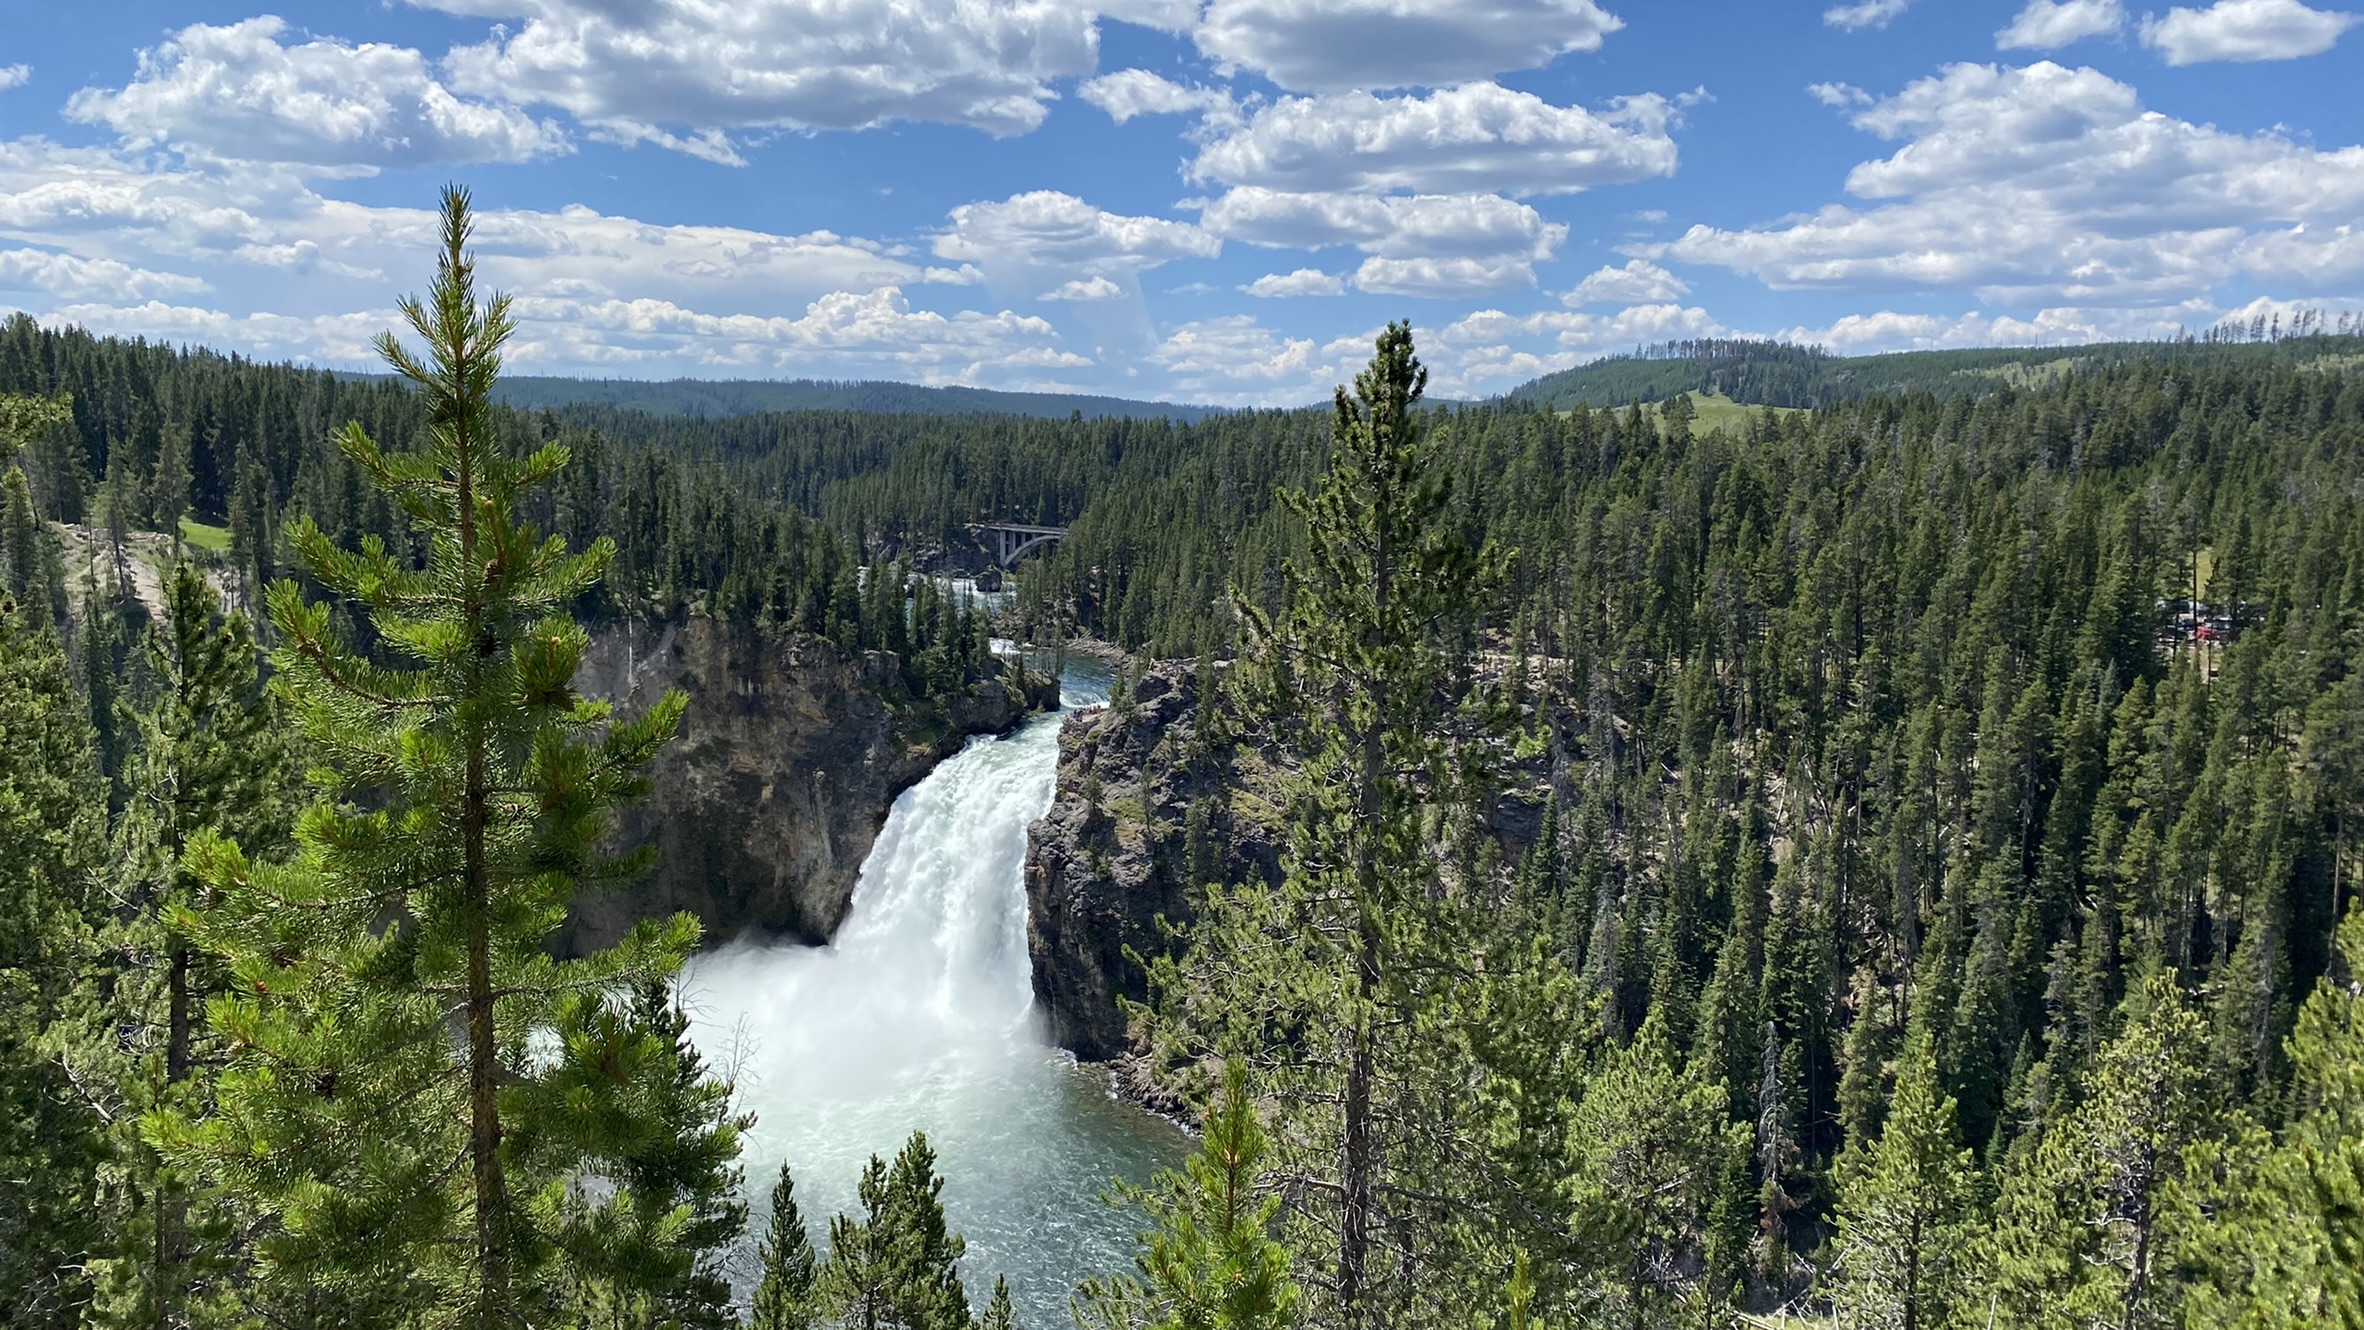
1023, 661, 1285, 1063
1024, 657, 1563, 1066
557, 616, 1057, 957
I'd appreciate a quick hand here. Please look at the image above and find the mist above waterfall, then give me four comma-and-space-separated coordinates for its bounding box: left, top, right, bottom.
679, 665, 1181, 1323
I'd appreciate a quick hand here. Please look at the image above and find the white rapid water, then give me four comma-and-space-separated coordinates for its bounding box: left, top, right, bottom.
683, 664, 1183, 1324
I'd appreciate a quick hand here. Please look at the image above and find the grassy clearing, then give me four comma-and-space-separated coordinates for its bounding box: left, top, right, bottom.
1685, 389, 1782, 435
1973, 357, 2085, 390
1557, 389, 1801, 432
178, 518, 231, 553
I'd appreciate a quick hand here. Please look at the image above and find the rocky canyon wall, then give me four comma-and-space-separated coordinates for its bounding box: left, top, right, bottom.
1024, 657, 1560, 1063
560, 616, 1054, 956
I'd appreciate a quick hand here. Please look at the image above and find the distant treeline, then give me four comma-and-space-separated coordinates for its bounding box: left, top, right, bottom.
1510, 326, 2364, 410
0, 314, 994, 706
479, 372, 1234, 422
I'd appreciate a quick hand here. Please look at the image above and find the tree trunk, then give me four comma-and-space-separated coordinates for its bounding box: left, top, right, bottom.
466, 818, 507, 1327
161, 767, 192, 1330
1337, 439, 1393, 1330
1339, 914, 1376, 1330
457, 343, 508, 1327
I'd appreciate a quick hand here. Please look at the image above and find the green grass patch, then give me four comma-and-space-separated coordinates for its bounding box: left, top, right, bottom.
1971, 357, 2086, 390
178, 518, 231, 553
1684, 389, 1785, 435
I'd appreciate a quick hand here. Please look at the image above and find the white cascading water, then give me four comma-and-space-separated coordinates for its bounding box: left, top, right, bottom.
682, 662, 1182, 1324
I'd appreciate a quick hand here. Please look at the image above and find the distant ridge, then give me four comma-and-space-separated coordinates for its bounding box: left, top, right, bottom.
483, 374, 1233, 422
1505, 328, 2364, 411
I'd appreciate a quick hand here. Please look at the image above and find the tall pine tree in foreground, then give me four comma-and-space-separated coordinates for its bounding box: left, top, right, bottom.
66, 561, 296, 1328
819, 1132, 975, 1330
1149, 322, 1508, 1330
1828, 1029, 1974, 1330
752, 1162, 820, 1330
155, 185, 706, 1328
2192, 904, 2364, 1329
1976, 969, 2216, 1330
1560, 1013, 1745, 1328
0, 598, 106, 1327
521, 979, 749, 1328
1077, 1064, 1300, 1330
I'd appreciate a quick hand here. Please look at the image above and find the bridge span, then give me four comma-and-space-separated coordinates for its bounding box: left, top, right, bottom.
973, 522, 1067, 568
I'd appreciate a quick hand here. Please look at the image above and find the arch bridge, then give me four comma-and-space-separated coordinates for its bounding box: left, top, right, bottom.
974, 522, 1068, 568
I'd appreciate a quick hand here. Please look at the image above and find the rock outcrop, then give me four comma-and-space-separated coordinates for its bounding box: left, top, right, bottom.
559, 616, 1056, 956
1023, 661, 1284, 1061
1024, 656, 1562, 1063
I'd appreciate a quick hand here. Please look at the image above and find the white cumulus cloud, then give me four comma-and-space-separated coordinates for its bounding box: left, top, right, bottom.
1564, 259, 1689, 305
2140, 0, 2360, 63
1242, 268, 1347, 296
0, 248, 211, 302
935, 192, 1220, 289
1188, 83, 1680, 198
1078, 70, 1236, 124
64, 17, 566, 171
1148, 314, 1343, 404
1773, 304, 2204, 352
1826, 0, 1912, 31
429, 0, 1105, 150
1653, 61, 2364, 306
0, 139, 1099, 381
500, 286, 1084, 383
1349, 256, 1537, 297
0, 65, 29, 92
1997, 0, 2128, 48
1202, 187, 1565, 293
1041, 275, 1126, 301
1193, 0, 1624, 93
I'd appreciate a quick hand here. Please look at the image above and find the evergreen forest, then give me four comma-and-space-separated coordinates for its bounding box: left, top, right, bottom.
2, 187, 2363, 1330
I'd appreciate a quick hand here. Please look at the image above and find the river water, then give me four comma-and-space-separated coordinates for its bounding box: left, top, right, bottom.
682, 663, 1184, 1324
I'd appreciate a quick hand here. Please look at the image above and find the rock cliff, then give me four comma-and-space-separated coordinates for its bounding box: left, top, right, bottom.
1024, 657, 1561, 1063
559, 616, 1055, 956
1023, 661, 1284, 1061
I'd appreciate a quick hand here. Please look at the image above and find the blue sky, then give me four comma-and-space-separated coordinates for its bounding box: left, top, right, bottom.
1, 0, 2360, 404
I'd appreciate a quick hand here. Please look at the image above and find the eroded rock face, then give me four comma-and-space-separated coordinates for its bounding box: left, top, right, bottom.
1024, 657, 1562, 1064
1023, 662, 1284, 1062
559, 616, 1053, 956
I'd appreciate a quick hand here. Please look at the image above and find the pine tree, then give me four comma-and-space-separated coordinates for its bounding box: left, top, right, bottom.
1146, 322, 1503, 1330
151, 422, 190, 544
69, 561, 294, 1329
980, 1277, 1017, 1330
0, 600, 107, 1326
153, 186, 700, 1328
522, 980, 749, 1328
1562, 1014, 1746, 1328
3, 463, 53, 613
0, 391, 75, 469
1829, 1030, 1974, 1330
753, 1162, 820, 1330
820, 1132, 974, 1330
135, 562, 295, 1094
1976, 968, 2215, 1330
1078, 1064, 1301, 1330
2191, 904, 2364, 1329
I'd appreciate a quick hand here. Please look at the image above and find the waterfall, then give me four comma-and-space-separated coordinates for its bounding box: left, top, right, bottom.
684, 664, 1179, 1322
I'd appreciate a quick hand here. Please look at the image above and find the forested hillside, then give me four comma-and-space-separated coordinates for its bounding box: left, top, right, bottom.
1064, 329, 2364, 1326
0, 313, 1014, 713
481, 373, 1231, 422
1505, 324, 2364, 411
